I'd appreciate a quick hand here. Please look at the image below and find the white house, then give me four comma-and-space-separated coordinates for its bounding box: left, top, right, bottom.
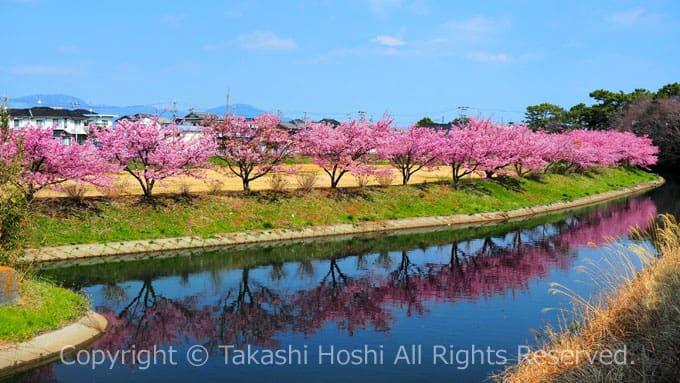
9, 107, 115, 144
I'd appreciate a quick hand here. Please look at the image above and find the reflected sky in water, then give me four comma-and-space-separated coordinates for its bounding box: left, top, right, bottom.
13, 183, 675, 383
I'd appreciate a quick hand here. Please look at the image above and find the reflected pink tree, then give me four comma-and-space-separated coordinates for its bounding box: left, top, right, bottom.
89, 197, 656, 368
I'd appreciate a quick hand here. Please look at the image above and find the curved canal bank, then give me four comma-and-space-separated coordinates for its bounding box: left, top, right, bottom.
496, 213, 680, 383
0, 311, 107, 379
24, 178, 664, 264
17, 181, 673, 383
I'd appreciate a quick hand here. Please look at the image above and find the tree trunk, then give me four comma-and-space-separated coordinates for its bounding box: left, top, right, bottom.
143, 179, 155, 199
242, 178, 251, 192
25, 189, 35, 203
451, 165, 460, 189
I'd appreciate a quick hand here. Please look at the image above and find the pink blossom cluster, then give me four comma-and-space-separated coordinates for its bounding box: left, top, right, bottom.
1, 117, 216, 199
296, 117, 393, 188
1, 126, 113, 199
93, 117, 216, 198
0, 132, 19, 165
551, 129, 659, 170
297, 116, 657, 188
0, 113, 659, 198
206, 113, 293, 192
433, 119, 658, 186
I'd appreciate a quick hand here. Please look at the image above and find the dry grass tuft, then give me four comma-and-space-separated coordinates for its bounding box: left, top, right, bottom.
375, 173, 395, 188
295, 172, 319, 193
97, 177, 131, 198
178, 182, 192, 197
62, 184, 87, 201
267, 173, 289, 192
205, 179, 224, 195
354, 174, 372, 189
496, 214, 680, 383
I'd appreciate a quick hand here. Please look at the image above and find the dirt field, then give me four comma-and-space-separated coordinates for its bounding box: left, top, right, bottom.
35, 165, 463, 198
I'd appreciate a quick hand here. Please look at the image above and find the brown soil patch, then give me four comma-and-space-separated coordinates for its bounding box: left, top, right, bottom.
35, 165, 467, 199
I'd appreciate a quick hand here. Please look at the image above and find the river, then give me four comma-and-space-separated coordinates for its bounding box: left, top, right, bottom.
8, 177, 678, 383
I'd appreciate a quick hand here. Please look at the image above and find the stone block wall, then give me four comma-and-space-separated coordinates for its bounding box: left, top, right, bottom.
0, 267, 19, 306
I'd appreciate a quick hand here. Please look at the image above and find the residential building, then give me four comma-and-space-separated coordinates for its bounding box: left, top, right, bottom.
8, 106, 115, 144
177, 111, 212, 126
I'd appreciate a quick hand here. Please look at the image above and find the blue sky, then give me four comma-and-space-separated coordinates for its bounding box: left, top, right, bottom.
1, 0, 678, 125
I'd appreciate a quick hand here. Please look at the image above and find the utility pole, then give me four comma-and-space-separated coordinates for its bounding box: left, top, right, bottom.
358, 110, 366, 120
172, 99, 177, 121
303, 111, 307, 121
226, 88, 230, 115
457, 106, 469, 119
71, 101, 80, 144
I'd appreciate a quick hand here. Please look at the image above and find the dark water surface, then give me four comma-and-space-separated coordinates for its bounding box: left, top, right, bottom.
10, 178, 678, 383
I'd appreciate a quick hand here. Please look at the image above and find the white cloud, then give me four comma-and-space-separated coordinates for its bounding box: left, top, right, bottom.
467, 52, 511, 62
607, 8, 645, 25
237, 32, 297, 50
10, 65, 75, 75
372, 35, 406, 47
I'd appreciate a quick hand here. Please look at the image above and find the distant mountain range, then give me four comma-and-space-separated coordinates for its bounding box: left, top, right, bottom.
6, 94, 272, 119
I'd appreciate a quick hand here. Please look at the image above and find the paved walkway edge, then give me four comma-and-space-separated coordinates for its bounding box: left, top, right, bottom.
0, 311, 108, 379
25, 178, 665, 264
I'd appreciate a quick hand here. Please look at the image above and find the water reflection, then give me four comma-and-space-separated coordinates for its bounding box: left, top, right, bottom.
97, 278, 213, 352
13, 195, 659, 383
54, 196, 655, 365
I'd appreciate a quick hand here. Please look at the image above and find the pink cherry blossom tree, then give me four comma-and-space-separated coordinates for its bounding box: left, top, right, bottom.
206, 113, 294, 192
378, 126, 444, 185
435, 124, 481, 188
4, 126, 112, 201
614, 131, 658, 168
470, 120, 520, 178
506, 125, 550, 177
93, 117, 215, 199
583, 130, 658, 169
296, 117, 392, 188
1, 107, 26, 255
542, 130, 657, 172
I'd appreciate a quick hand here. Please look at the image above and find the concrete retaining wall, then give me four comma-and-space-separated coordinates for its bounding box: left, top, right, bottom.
24, 178, 664, 264
0, 267, 19, 306
0, 311, 108, 379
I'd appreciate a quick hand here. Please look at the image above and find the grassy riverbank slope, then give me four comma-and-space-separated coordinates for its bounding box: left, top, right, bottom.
26, 167, 658, 248
0, 279, 88, 342
496, 214, 680, 382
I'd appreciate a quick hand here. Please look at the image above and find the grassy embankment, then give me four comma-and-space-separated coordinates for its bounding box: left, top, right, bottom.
496, 214, 680, 382
26, 167, 658, 248
0, 278, 88, 342
39, 207, 594, 286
